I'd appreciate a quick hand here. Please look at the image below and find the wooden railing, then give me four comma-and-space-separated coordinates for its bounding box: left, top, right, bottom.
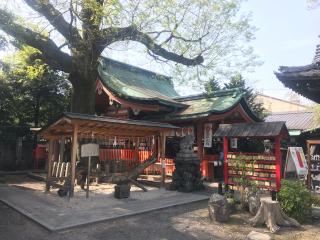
98, 149, 175, 175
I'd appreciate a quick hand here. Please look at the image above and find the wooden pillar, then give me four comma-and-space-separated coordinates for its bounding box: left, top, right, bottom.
45, 140, 54, 192
59, 137, 65, 162
275, 136, 282, 191
307, 141, 311, 190
160, 132, 166, 188
223, 137, 228, 185
53, 140, 60, 163
70, 124, 78, 197
157, 135, 161, 177
196, 122, 205, 177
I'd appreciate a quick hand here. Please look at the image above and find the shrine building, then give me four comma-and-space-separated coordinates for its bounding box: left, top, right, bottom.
94, 57, 261, 180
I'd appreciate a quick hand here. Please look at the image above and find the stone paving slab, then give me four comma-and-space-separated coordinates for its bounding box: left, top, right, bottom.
0, 186, 210, 231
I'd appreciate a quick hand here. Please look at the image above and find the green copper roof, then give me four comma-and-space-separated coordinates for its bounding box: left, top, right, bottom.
144, 89, 261, 121
98, 57, 185, 108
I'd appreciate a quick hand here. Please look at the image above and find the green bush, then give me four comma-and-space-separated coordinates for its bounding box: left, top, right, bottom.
278, 180, 312, 223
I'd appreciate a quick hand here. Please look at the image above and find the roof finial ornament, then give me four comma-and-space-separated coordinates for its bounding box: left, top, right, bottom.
312, 36, 320, 65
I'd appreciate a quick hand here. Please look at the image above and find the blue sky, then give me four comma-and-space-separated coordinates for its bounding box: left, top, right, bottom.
242, 0, 320, 103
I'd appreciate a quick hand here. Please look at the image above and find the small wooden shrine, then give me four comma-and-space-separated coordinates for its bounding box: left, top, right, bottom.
40, 112, 178, 197
214, 122, 289, 191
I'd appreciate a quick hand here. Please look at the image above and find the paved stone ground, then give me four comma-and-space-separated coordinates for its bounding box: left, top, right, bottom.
1, 201, 209, 240
1, 200, 320, 240
1, 175, 320, 240
0, 185, 210, 231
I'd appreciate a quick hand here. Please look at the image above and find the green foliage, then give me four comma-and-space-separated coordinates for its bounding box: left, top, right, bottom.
278, 180, 312, 223
204, 77, 221, 94
1, 0, 259, 97
223, 74, 266, 119
0, 46, 71, 128
233, 155, 257, 189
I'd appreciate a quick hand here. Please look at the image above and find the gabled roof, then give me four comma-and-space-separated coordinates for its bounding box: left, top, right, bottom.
98, 57, 186, 108
144, 89, 261, 122
214, 122, 288, 138
265, 111, 317, 131
275, 43, 320, 103
40, 112, 179, 138
275, 65, 320, 103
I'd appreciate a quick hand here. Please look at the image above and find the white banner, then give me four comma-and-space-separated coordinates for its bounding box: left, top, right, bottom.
204, 123, 213, 148
81, 143, 99, 157
285, 147, 308, 176
230, 138, 238, 149
181, 126, 194, 137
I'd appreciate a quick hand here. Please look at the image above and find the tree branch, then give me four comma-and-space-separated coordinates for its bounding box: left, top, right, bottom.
80, 0, 104, 42
100, 26, 204, 66
0, 9, 72, 72
24, 0, 82, 45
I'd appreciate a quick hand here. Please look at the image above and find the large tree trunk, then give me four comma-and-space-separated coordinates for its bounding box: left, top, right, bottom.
69, 62, 98, 114
33, 94, 40, 149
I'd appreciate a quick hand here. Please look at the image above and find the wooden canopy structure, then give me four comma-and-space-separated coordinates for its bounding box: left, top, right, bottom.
214, 122, 289, 138
40, 112, 179, 197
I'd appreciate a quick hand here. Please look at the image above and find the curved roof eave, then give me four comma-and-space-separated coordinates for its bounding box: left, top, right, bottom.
158, 94, 262, 122
97, 71, 187, 109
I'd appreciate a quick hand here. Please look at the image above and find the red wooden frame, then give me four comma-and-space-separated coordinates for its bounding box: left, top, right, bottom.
223, 136, 282, 191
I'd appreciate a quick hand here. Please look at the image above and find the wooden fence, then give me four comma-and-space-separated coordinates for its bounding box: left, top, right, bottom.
99, 149, 175, 176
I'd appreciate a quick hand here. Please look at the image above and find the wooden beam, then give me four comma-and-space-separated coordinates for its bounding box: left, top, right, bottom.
307, 141, 311, 189
160, 132, 167, 188
223, 137, 228, 185
70, 123, 78, 197
196, 121, 206, 178
45, 140, 54, 192
53, 140, 60, 162
274, 136, 281, 191
59, 137, 65, 162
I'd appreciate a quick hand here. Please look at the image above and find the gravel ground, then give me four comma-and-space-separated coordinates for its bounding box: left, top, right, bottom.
0, 200, 320, 240
0, 174, 319, 240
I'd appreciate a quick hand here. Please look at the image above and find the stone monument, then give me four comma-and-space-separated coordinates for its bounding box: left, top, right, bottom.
208, 193, 231, 222
170, 135, 204, 192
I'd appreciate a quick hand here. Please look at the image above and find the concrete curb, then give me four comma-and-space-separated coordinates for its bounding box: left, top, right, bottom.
0, 198, 52, 231
0, 171, 29, 176
26, 172, 46, 181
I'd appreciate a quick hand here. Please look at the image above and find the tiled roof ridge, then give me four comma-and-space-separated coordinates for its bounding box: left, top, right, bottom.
277, 64, 318, 73
174, 88, 244, 101
268, 110, 314, 115
313, 41, 320, 64
277, 37, 320, 73
99, 56, 173, 85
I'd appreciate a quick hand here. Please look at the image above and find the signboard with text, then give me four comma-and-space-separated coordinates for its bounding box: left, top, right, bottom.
204, 123, 213, 148
81, 143, 99, 157
285, 147, 308, 177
